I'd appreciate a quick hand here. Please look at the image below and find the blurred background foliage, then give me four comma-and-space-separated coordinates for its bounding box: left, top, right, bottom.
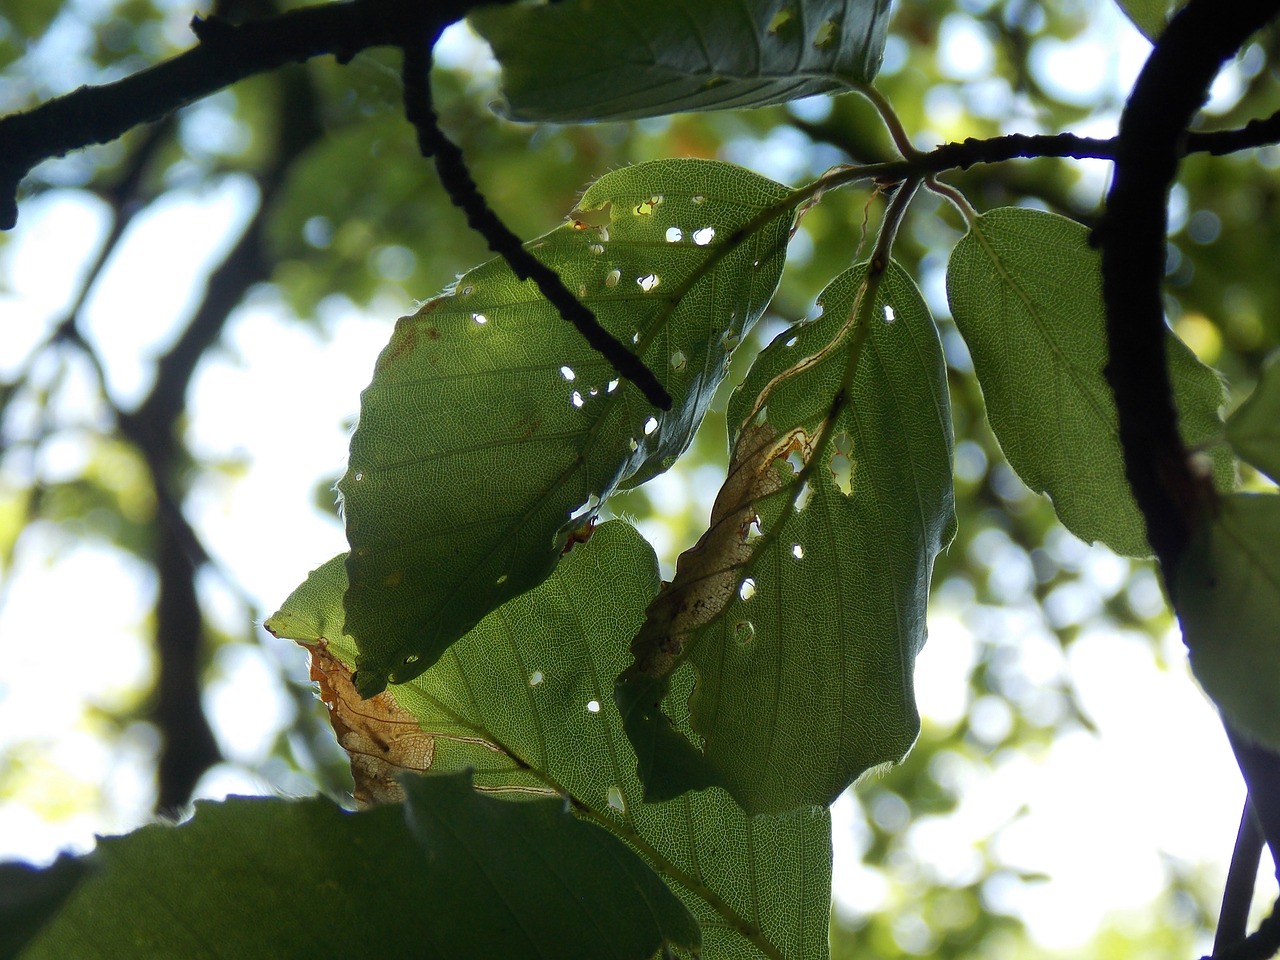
2, 0, 1279, 956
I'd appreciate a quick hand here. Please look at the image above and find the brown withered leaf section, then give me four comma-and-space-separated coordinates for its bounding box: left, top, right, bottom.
627, 420, 808, 678
307, 642, 436, 807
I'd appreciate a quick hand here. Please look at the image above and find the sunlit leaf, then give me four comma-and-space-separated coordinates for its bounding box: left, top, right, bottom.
269, 522, 832, 960
946, 207, 1230, 558
340, 159, 794, 696
620, 261, 955, 814
1177, 493, 1280, 750
1112, 0, 1185, 40
18, 771, 698, 960
1226, 357, 1280, 482
470, 0, 893, 122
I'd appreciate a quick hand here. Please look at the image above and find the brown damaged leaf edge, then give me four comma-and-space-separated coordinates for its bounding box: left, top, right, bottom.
305, 641, 440, 808
615, 419, 813, 802
622, 420, 802, 681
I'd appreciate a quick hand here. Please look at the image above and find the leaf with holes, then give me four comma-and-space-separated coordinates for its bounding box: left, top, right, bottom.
268, 522, 833, 960
341, 159, 794, 696
470, 0, 893, 122
310, 637, 440, 808
1177, 494, 1280, 750
618, 261, 955, 815
946, 207, 1231, 558
20, 771, 698, 960
1226, 357, 1280, 483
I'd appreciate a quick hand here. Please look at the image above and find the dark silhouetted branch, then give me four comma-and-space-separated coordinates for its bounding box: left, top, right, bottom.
1097, 0, 1279, 572
399, 41, 673, 410
1230, 729, 1280, 883
1206, 898, 1280, 960
0, 0, 669, 408
1214, 800, 1267, 955
924, 117, 1280, 173
1094, 0, 1280, 935
0, 0, 489, 231
139, 64, 326, 810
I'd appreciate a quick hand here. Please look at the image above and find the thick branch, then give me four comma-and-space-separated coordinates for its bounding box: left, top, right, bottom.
1230, 729, 1280, 881
1214, 800, 1266, 954
1097, 0, 1279, 572
1096, 0, 1280, 929
1207, 899, 1280, 960
122, 51, 327, 811
150, 528, 221, 815
119, 150, 276, 813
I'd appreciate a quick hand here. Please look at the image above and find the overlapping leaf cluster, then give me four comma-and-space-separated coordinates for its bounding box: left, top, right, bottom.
340, 158, 794, 698
269, 523, 833, 960
13, 1, 1280, 958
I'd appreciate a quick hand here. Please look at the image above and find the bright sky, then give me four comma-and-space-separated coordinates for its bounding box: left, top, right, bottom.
0, 4, 1274, 955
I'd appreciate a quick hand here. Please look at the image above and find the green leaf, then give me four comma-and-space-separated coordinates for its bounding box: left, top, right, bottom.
0, 857, 89, 959
620, 262, 956, 814
2, 0, 61, 43
19, 771, 697, 960
1176, 494, 1280, 750
341, 159, 794, 696
1226, 357, 1280, 482
1112, 0, 1184, 40
401, 773, 701, 958
469, 0, 894, 123
262, 552, 347, 645
269, 522, 832, 960
946, 207, 1230, 558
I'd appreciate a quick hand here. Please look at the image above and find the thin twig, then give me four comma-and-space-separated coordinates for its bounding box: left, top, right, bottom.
1230, 729, 1280, 888
398, 39, 671, 410
853, 82, 922, 160
1097, 0, 1280, 573
1215, 801, 1266, 954
924, 117, 1280, 173
1205, 900, 1280, 960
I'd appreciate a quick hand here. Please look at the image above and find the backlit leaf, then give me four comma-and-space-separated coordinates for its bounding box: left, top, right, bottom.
19, 772, 698, 960
946, 207, 1230, 557
308, 638, 439, 808
1112, 0, 1185, 40
1226, 357, 1280, 482
620, 262, 955, 814
340, 159, 794, 696
1177, 494, 1280, 750
0, 857, 89, 959
470, 0, 893, 122
269, 522, 832, 960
